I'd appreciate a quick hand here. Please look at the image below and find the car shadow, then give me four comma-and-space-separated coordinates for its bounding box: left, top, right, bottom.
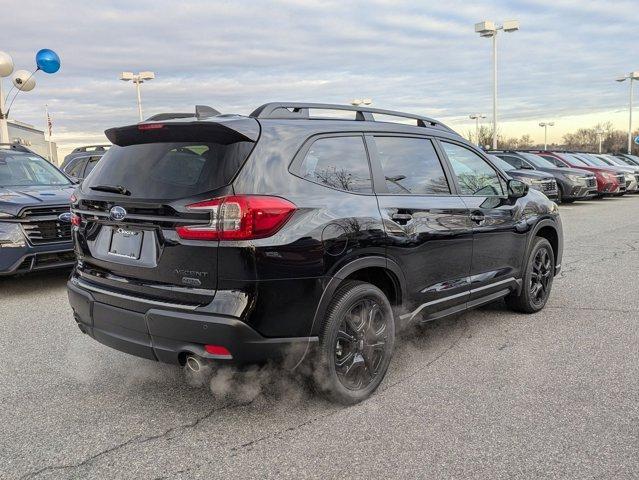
0, 268, 72, 299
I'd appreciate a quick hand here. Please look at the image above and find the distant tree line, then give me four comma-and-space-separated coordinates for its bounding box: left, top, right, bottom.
465, 122, 639, 154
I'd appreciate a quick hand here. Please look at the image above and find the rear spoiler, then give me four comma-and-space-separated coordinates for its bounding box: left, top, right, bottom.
105, 116, 260, 146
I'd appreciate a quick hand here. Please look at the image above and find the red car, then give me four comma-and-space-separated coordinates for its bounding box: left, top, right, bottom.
530, 151, 626, 196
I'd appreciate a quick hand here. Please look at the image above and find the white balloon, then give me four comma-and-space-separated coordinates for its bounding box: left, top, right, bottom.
0, 51, 14, 77
12, 70, 36, 92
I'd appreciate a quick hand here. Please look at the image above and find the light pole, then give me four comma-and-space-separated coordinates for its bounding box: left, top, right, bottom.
469, 113, 486, 146
475, 20, 520, 150
350, 98, 372, 107
616, 71, 639, 154
539, 122, 554, 150
120, 71, 155, 121
595, 129, 605, 154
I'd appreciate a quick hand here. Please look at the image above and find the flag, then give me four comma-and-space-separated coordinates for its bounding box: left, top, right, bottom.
46, 110, 52, 137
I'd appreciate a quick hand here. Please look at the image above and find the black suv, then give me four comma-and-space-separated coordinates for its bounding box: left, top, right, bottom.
67, 103, 563, 403
0, 144, 75, 275
489, 150, 597, 203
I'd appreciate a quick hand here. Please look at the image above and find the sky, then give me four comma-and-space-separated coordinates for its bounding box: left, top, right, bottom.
3, 0, 639, 157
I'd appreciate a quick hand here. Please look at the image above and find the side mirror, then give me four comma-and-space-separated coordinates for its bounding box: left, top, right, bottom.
520, 163, 534, 170
507, 179, 528, 199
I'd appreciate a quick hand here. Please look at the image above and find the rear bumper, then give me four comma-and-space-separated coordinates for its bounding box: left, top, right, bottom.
67, 278, 317, 365
0, 242, 75, 276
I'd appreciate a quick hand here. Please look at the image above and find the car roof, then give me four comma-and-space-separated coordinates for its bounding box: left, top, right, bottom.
129, 103, 463, 143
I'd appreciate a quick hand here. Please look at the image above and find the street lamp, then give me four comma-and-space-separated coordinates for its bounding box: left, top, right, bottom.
469, 113, 486, 146
616, 71, 639, 154
595, 129, 605, 154
474, 19, 520, 150
350, 98, 372, 106
120, 71, 155, 121
539, 122, 554, 150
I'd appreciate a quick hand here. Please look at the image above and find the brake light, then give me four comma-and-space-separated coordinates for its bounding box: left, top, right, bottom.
175, 195, 296, 241
138, 123, 165, 131
71, 213, 81, 226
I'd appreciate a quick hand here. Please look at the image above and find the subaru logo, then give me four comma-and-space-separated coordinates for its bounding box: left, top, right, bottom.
58, 212, 72, 223
109, 206, 127, 221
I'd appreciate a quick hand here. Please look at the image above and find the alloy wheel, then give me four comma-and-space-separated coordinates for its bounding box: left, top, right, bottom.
334, 298, 390, 390
530, 247, 553, 306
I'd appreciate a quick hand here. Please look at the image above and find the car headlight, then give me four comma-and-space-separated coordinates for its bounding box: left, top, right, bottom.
625, 173, 633, 182
565, 174, 586, 184
602, 172, 615, 181
0, 222, 26, 247
519, 177, 534, 185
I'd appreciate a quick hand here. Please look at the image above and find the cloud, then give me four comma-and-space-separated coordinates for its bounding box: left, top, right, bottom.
3, 0, 637, 152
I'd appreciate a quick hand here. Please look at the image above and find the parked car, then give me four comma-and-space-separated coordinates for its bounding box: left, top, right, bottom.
592, 154, 639, 192
0, 144, 75, 275
61, 152, 105, 182
60, 145, 110, 170
489, 150, 596, 203
67, 103, 563, 404
486, 154, 558, 201
571, 153, 639, 193
530, 151, 626, 197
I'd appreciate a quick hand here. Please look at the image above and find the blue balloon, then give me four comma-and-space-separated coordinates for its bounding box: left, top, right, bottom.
35, 49, 60, 74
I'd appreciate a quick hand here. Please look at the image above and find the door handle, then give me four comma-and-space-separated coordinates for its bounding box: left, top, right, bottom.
470, 212, 485, 224
392, 213, 413, 223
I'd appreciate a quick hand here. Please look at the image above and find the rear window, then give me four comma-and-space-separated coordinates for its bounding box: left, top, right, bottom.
83, 142, 253, 199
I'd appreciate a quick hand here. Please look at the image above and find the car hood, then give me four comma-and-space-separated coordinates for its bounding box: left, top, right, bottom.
0, 185, 75, 217
509, 169, 553, 180
538, 166, 593, 177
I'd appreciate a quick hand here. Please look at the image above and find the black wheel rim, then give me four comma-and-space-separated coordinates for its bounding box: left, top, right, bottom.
334, 298, 390, 391
530, 247, 552, 306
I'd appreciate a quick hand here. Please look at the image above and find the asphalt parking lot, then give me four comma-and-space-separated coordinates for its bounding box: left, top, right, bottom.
1, 196, 638, 480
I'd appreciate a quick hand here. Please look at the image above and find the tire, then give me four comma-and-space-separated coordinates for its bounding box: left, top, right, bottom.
556, 186, 563, 204
314, 280, 395, 404
506, 237, 555, 313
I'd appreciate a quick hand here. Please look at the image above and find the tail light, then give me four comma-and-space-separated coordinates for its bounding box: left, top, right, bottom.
175, 195, 296, 241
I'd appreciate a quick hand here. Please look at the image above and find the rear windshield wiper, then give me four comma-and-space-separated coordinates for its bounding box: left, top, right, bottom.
89, 184, 131, 196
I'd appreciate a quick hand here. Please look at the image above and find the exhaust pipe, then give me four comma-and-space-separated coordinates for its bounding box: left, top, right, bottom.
185, 355, 210, 373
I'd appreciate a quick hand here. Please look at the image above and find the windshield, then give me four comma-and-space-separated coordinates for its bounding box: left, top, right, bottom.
518, 152, 556, 168
83, 141, 253, 200
602, 155, 626, 166
0, 153, 71, 187
563, 154, 589, 166
584, 154, 611, 167
488, 155, 515, 171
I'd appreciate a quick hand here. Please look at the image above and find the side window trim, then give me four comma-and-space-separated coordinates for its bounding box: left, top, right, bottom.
365, 133, 456, 196
289, 132, 375, 195
434, 138, 508, 198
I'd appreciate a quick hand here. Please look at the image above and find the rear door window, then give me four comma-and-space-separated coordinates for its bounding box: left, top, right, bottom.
373, 136, 450, 194
297, 136, 372, 193
83, 142, 254, 199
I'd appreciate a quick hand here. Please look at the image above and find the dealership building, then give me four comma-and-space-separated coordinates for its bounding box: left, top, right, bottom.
7, 119, 58, 165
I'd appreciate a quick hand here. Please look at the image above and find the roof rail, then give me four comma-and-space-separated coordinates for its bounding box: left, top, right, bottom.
145, 105, 222, 122
0, 143, 32, 153
250, 102, 456, 133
